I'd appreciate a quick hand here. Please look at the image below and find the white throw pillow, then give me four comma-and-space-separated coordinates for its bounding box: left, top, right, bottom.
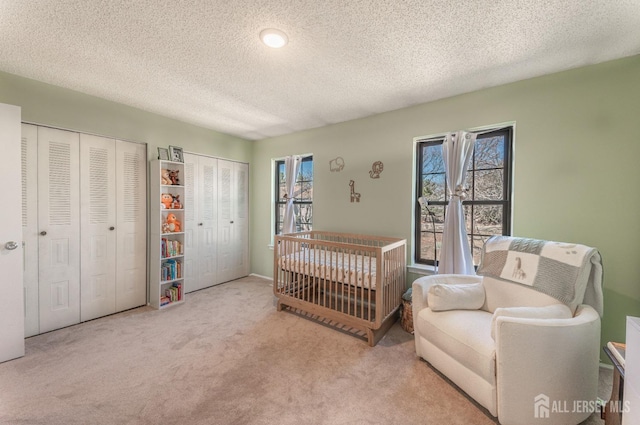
427, 282, 485, 312
491, 304, 573, 340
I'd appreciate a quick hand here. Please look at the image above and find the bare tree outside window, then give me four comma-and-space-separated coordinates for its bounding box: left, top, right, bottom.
275, 156, 313, 234
416, 128, 512, 266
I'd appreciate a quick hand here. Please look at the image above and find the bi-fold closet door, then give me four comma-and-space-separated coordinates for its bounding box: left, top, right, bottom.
217, 159, 249, 283
79, 134, 147, 321
183, 153, 218, 293
183, 153, 249, 294
22, 124, 146, 337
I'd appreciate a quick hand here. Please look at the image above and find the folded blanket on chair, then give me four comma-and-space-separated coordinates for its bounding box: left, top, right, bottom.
477, 236, 603, 316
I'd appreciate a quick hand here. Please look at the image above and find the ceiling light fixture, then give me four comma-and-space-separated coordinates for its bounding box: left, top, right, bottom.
260, 28, 288, 48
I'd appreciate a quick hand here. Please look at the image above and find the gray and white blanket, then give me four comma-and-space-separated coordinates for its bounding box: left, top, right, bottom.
477, 236, 603, 316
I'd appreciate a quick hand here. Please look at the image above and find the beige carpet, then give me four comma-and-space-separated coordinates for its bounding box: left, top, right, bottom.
0, 276, 610, 425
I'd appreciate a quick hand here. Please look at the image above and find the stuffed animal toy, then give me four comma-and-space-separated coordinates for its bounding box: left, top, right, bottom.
166, 213, 181, 232
171, 194, 182, 209
169, 170, 180, 185
161, 169, 172, 185
161, 193, 173, 209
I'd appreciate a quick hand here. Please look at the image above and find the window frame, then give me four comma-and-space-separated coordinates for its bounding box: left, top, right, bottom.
274, 155, 313, 235
414, 126, 513, 267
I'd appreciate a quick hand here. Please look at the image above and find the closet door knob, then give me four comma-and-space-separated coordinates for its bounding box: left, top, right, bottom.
230, 221, 234, 224
198, 223, 203, 226
109, 226, 115, 231
4, 241, 18, 250
40, 231, 47, 236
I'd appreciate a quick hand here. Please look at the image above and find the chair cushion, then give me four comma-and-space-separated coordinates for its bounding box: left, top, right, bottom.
416, 308, 495, 383
427, 282, 485, 312
481, 276, 562, 313
490, 304, 573, 340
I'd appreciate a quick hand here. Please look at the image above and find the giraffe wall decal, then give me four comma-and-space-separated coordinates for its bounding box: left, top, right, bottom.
349, 180, 361, 203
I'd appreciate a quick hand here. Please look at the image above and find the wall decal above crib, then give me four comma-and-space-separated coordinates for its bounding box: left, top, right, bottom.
329, 156, 344, 172
369, 161, 383, 178
349, 180, 361, 203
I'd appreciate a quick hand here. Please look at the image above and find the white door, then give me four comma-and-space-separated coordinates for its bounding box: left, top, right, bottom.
218, 160, 237, 282
182, 153, 199, 293
233, 162, 249, 279
0, 103, 25, 363
80, 134, 116, 321
217, 160, 234, 283
21, 124, 39, 337
37, 126, 80, 333
196, 155, 217, 291
115, 140, 146, 311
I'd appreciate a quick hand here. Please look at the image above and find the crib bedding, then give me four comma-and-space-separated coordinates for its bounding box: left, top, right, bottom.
278, 249, 377, 289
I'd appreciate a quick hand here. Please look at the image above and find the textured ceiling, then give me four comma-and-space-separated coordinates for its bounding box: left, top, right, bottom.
1, 0, 639, 141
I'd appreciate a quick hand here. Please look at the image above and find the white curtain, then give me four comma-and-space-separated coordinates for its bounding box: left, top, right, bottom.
438, 131, 477, 275
282, 155, 302, 234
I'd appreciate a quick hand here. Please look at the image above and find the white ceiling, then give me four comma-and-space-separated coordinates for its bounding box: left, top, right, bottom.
1, 1, 639, 141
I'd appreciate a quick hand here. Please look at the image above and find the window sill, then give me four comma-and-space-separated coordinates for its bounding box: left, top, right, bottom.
407, 264, 437, 276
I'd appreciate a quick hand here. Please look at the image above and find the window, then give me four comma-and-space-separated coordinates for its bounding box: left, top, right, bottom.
275, 156, 313, 234
415, 127, 512, 266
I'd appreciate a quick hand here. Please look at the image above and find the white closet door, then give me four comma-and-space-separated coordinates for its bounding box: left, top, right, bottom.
233, 162, 249, 278
183, 153, 199, 293
37, 126, 80, 333
80, 134, 116, 321
115, 140, 146, 311
196, 155, 217, 291
217, 159, 235, 283
21, 124, 39, 337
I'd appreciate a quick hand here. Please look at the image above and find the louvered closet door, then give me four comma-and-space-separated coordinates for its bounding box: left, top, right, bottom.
195, 155, 217, 291
183, 153, 199, 293
37, 126, 80, 333
115, 140, 146, 311
80, 134, 116, 321
218, 161, 249, 283
21, 124, 39, 337
217, 160, 234, 283
233, 162, 249, 278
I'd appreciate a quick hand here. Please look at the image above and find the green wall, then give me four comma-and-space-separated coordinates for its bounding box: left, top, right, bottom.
0, 71, 252, 162
250, 55, 640, 354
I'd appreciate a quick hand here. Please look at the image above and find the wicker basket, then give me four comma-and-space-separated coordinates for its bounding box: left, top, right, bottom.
400, 298, 414, 334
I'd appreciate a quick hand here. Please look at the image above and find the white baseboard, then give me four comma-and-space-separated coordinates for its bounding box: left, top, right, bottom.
600, 362, 614, 370
249, 273, 273, 281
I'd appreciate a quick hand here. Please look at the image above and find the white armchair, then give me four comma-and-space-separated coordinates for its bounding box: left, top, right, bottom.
412, 237, 603, 425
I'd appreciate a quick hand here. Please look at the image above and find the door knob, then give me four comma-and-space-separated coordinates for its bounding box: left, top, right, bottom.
198, 223, 203, 226
40, 231, 47, 236
109, 226, 115, 231
4, 241, 18, 250
230, 221, 234, 224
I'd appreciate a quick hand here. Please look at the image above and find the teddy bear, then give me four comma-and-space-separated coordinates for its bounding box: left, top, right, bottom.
161, 169, 172, 185
165, 213, 181, 232
161, 193, 173, 209
171, 194, 182, 209
169, 169, 180, 185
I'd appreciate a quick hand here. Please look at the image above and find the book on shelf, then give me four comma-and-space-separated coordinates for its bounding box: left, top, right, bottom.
161, 258, 183, 281
164, 282, 183, 303
161, 238, 183, 258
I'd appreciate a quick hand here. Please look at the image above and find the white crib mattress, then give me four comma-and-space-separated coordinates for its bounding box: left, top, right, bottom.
278, 249, 377, 289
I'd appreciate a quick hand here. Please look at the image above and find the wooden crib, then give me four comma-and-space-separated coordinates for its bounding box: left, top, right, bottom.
273, 231, 406, 346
